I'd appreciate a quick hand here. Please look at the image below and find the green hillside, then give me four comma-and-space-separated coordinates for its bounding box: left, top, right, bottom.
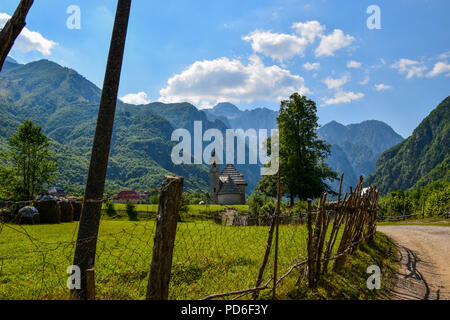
366, 96, 450, 194
0, 59, 210, 195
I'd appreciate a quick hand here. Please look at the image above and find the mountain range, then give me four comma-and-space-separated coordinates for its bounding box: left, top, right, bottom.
2, 57, 441, 198
366, 96, 450, 194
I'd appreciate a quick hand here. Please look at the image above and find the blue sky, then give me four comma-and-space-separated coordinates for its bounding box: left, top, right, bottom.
1, 0, 450, 138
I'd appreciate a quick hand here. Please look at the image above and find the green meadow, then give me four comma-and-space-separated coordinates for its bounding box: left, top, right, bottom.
0, 212, 313, 300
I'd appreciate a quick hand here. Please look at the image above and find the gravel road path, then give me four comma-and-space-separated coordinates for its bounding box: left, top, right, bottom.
378, 226, 450, 300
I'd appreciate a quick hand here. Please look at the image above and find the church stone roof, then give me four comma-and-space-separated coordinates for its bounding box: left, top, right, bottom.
218, 176, 242, 195
220, 164, 247, 185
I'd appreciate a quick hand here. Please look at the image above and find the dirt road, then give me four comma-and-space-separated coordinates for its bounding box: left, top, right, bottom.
378, 226, 450, 300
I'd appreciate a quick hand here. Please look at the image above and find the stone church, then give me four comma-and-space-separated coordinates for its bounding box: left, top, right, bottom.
209, 156, 247, 205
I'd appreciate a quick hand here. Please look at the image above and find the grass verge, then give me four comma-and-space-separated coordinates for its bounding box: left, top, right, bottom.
286, 232, 398, 300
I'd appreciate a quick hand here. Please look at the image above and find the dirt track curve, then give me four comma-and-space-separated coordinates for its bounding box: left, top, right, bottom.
378, 226, 450, 300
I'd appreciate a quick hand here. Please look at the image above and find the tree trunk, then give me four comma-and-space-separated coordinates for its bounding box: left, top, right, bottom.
0, 0, 34, 71
72, 0, 132, 300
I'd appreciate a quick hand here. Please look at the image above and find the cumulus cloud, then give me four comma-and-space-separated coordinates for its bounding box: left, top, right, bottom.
0, 13, 57, 56
315, 29, 355, 57
291, 20, 325, 43
322, 75, 348, 89
347, 60, 362, 69
427, 61, 450, 78
375, 83, 392, 91
120, 92, 151, 105
303, 62, 320, 70
323, 90, 364, 105
391, 58, 427, 79
159, 55, 309, 108
242, 30, 308, 62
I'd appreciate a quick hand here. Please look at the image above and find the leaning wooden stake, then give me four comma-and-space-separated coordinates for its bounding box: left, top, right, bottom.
72, 0, 132, 300
306, 199, 314, 288
146, 176, 184, 300
253, 166, 281, 300
272, 168, 282, 300
0, 0, 34, 71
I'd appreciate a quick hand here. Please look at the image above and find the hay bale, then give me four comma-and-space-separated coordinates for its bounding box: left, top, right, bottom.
59, 200, 74, 222
15, 206, 40, 225
34, 200, 61, 224
71, 201, 82, 221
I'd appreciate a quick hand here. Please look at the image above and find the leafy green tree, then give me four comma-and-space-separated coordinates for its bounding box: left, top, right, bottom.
277, 93, 337, 204
0, 120, 58, 200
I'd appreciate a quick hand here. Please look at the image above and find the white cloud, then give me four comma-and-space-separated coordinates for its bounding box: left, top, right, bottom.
0, 13, 57, 56
322, 75, 348, 89
159, 55, 309, 108
391, 58, 427, 79
323, 90, 364, 105
360, 75, 370, 85
291, 20, 325, 43
375, 83, 392, 91
242, 30, 308, 62
438, 51, 450, 60
303, 62, 320, 71
347, 60, 362, 69
120, 92, 151, 105
427, 61, 450, 78
315, 29, 355, 57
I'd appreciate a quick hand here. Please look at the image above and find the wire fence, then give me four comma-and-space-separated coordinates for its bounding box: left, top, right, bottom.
0, 176, 379, 300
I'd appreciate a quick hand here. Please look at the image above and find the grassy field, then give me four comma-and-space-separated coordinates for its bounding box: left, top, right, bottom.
0, 217, 311, 300
0, 205, 400, 300
102, 203, 249, 220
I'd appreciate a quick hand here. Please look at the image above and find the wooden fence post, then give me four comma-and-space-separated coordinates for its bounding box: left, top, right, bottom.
422, 197, 425, 219
306, 199, 314, 288
403, 197, 406, 221
272, 169, 282, 300
86, 269, 95, 300
146, 176, 184, 300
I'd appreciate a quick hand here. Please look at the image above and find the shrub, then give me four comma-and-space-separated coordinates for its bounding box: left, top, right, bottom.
105, 201, 117, 218
125, 201, 138, 221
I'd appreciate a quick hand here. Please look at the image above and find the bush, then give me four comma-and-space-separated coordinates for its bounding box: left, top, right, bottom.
105, 201, 117, 218
125, 201, 138, 221
149, 194, 159, 204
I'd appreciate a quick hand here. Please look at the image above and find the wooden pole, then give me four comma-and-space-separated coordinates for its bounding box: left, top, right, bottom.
422, 197, 425, 219
403, 197, 406, 221
272, 168, 282, 300
306, 199, 314, 288
72, 0, 132, 300
146, 176, 184, 300
86, 269, 95, 300
0, 0, 34, 71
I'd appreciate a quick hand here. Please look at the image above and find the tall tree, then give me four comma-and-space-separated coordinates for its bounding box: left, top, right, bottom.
278, 93, 337, 204
72, 0, 132, 300
0, 120, 57, 200
0, 0, 34, 71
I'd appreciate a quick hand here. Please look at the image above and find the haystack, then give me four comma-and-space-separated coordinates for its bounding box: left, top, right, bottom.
34, 200, 61, 224
15, 206, 40, 225
59, 200, 74, 222
71, 201, 82, 221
